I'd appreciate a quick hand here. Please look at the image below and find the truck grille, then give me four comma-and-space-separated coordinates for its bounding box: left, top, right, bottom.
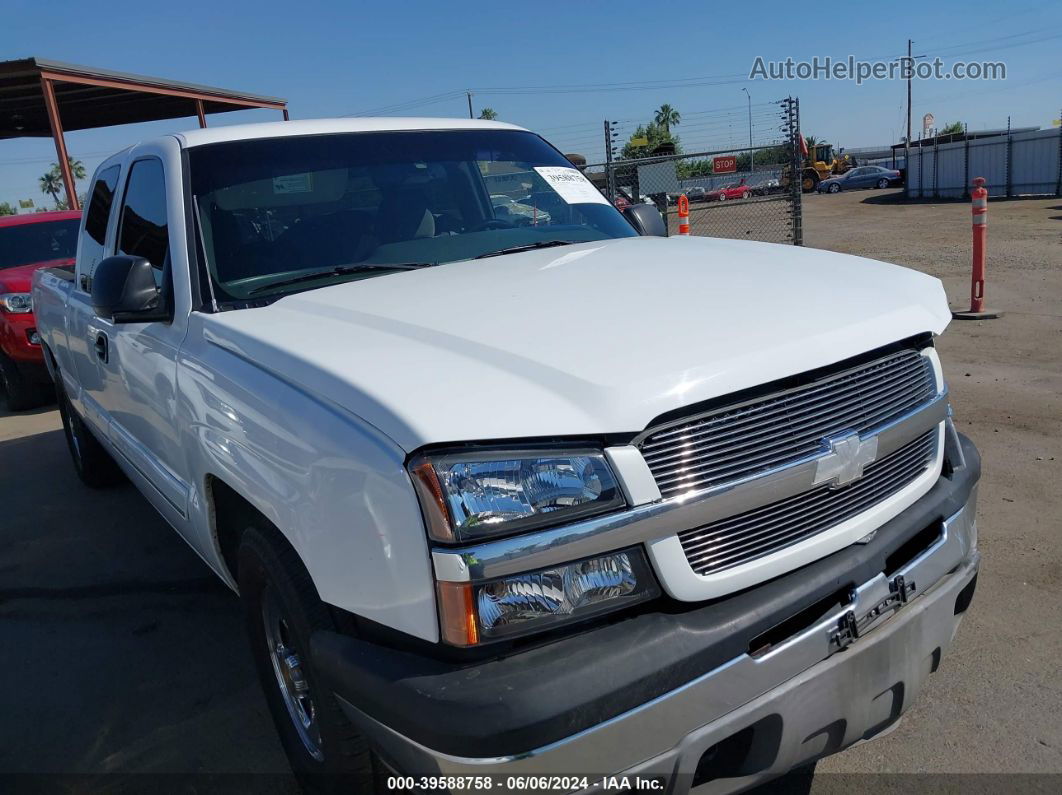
639, 349, 936, 499
679, 429, 937, 575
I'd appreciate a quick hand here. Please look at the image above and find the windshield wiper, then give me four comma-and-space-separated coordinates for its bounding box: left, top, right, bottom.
474, 240, 578, 259
249, 262, 435, 295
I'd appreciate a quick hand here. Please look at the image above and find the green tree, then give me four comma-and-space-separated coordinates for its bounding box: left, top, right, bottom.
654, 104, 681, 135
478, 107, 498, 120
39, 170, 64, 207
620, 121, 681, 160
676, 159, 713, 179
0, 201, 17, 216
39, 157, 86, 208
940, 121, 964, 136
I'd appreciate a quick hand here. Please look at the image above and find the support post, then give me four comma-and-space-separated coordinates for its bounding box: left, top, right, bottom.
603, 120, 615, 203
676, 194, 690, 236
904, 39, 912, 198
195, 99, 207, 128
1005, 116, 1012, 198
953, 177, 1001, 320
283, 108, 290, 121
963, 123, 969, 196
785, 97, 804, 246
40, 77, 79, 211
1056, 106, 1062, 196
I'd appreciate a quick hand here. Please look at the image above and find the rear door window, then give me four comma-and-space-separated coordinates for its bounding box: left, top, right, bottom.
77, 165, 121, 288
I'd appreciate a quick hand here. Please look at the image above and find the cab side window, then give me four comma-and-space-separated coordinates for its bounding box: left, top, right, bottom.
117, 159, 170, 286
78, 165, 121, 289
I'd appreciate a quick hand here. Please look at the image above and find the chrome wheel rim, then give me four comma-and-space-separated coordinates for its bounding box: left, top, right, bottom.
262, 589, 323, 760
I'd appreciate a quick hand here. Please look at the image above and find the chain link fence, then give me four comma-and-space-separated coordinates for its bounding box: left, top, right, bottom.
583, 97, 804, 244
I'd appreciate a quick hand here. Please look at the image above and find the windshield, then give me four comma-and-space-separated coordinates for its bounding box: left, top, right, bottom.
0, 218, 80, 270
188, 130, 636, 303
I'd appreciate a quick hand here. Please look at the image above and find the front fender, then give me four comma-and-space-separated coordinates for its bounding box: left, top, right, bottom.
177, 318, 438, 642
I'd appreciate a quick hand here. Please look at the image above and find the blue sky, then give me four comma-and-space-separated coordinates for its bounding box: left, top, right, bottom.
2, 0, 1060, 209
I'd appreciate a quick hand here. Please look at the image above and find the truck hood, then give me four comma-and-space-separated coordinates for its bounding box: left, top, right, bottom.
204, 236, 950, 452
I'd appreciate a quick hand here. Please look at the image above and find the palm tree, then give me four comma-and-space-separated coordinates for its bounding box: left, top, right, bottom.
65, 157, 87, 181
654, 104, 680, 135
39, 158, 86, 209
478, 108, 498, 120
39, 170, 63, 206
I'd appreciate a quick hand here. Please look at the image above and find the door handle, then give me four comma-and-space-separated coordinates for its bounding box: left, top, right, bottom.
94, 332, 109, 363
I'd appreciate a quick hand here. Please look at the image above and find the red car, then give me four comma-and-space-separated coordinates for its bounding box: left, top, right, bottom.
707, 179, 752, 202
0, 210, 81, 410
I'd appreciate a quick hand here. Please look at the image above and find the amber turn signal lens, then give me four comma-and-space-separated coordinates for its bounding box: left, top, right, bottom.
437, 580, 479, 646
409, 456, 455, 542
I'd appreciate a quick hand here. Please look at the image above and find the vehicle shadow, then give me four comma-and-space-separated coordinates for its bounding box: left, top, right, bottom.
0, 427, 294, 784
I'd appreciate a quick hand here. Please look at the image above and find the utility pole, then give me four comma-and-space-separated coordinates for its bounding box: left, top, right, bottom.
467, 91, 474, 119
742, 88, 753, 172
905, 39, 912, 198
906, 40, 913, 147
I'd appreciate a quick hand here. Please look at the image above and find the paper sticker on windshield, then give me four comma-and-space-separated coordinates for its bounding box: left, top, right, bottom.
533, 167, 610, 205
273, 173, 314, 194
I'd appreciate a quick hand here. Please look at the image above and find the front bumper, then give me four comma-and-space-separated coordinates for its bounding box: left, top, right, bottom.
313, 435, 980, 792
1, 311, 47, 371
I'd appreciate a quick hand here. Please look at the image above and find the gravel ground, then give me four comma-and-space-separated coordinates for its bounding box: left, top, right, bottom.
0, 189, 1058, 790
804, 190, 1062, 780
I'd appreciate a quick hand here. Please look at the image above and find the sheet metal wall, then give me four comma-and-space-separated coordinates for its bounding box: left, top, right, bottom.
905, 128, 1061, 199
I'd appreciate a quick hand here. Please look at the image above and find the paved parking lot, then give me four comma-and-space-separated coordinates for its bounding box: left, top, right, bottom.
1, 190, 1059, 789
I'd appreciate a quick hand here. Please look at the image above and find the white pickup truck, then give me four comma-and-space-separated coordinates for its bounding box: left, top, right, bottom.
32, 118, 980, 793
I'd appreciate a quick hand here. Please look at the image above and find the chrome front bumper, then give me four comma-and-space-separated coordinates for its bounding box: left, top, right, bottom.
337, 490, 979, 793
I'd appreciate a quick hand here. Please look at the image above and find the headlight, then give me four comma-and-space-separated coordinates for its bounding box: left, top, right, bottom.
0, 293, 33, 314
409, 448, 624, 542
438, 548, 658, 645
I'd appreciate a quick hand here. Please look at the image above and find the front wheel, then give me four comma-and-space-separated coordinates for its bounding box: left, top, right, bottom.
0, 354, 48, 412
877, 178, 889, 189
718, 193, 726, 202
239, 525, 385, 793
742, 191, 751, 200
829, 183, 841, 193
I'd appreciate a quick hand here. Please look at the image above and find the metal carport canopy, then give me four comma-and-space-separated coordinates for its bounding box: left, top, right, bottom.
0, 57, 289, 209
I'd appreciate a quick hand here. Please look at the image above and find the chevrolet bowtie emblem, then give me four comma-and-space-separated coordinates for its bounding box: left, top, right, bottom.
814, 431, 878, 488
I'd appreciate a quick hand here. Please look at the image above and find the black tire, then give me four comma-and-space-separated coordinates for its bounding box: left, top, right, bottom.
55, 377, 124, 488
0, 353, 49, 412
877, 178, 889, 189
829, 183, 841, 193
239, 525, 385, 794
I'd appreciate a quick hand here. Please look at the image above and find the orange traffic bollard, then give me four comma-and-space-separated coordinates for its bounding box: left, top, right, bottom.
677, 194, 690, 236
953, 177, 1001, 320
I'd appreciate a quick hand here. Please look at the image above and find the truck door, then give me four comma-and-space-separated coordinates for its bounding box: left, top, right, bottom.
90, 154, 191, 529
67, 164, 121, 426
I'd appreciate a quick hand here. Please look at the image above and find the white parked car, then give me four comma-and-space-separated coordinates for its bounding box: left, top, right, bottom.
32, 118, 980, 793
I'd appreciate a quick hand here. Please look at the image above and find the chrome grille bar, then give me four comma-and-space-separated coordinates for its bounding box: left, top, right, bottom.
639, 349, 936, 498
680, 430, 936, 575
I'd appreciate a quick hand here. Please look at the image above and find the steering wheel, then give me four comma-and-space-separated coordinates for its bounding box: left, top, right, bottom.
466, 218, 515, 233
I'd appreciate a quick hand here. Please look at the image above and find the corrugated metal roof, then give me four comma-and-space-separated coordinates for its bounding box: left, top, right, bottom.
0, 57, 287, 139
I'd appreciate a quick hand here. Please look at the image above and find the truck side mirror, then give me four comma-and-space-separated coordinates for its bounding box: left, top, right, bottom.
90, 255, 168, 323
623, 203, 667, 237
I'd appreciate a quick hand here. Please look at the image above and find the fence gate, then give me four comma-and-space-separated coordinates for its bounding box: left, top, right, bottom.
590, 97, 804, 245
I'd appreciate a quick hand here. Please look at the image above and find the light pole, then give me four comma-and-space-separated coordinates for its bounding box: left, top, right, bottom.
742, 88, 753, 172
